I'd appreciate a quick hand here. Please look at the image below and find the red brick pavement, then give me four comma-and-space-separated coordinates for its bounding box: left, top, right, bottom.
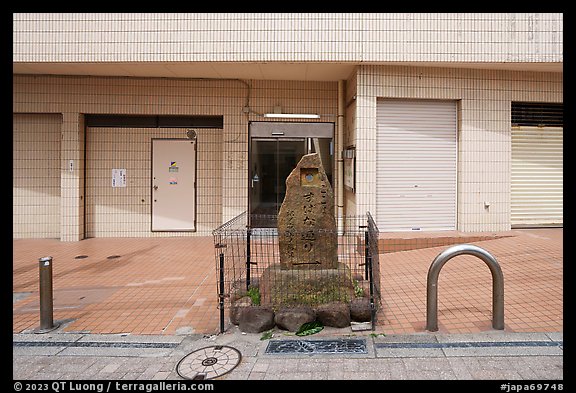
13, 229, 562, 335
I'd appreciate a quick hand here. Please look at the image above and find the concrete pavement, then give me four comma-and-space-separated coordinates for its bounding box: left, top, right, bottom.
13, 327, 563, 381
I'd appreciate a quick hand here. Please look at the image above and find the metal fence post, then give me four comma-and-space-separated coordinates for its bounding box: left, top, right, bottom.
218, 251, 225, 334
35, 256, 59, 333
366, 228, 376, 331
364, 230, 370, 280
246, 228, 251, 290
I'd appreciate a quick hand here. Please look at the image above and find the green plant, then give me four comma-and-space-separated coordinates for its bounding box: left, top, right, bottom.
353, 280, 365, 297
295, 321, 324, 336
246, 286, 261, 305
260, 330, 273, 340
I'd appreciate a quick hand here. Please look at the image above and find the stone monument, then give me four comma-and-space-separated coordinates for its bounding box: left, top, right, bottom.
277, 153, 338, 269
242, 153, 359, 329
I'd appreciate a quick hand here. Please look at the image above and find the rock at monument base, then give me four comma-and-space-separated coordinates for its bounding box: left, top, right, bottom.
230, 296, 253, 326
350, 297, 372, 322
274, 306, 316, 332
238, 306, 275, 333
259, 263, 354, 308
315, 301, 351, 328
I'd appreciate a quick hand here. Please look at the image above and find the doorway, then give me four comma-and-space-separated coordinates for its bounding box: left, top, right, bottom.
248, 122, 334, 226
151, 139, 197, 231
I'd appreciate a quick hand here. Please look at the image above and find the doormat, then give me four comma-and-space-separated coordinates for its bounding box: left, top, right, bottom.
265, 338, 367, 354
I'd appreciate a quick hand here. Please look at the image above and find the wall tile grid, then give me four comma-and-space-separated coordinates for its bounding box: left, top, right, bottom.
350, 65, 562, 232
85, 127, 222, 238
13, 13, 562, 64
13, 75, 337, 238
13, 113, 62, 238
11, 13, 563, 237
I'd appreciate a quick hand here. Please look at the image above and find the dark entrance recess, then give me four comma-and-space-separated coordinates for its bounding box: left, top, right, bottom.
85, 114, 224, 129
511, 102, 563, 127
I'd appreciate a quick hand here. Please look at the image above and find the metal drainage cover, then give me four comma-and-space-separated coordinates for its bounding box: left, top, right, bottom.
266, 338, 367, 355
176, 346, 241, 380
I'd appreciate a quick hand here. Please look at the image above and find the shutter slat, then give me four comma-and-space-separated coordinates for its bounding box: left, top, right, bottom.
511, 126, 563, 226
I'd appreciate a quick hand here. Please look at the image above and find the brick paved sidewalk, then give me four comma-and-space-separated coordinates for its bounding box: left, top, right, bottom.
13, 229, 562, 336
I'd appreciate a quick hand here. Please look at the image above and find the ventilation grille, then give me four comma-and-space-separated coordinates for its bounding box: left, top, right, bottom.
512, 102, 563, 127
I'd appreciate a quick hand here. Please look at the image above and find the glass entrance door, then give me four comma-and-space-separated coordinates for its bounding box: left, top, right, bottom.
250, 139, 306, 218
249, 141, 334, 230
248, 122, 335, 227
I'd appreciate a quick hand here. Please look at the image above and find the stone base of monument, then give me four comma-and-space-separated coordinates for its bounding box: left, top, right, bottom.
259, 262, 355, 308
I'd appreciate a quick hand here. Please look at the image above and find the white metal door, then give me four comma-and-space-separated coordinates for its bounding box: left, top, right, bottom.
152, 139, 196, 231
511, 126, 563, 227
376, 99, 457, 231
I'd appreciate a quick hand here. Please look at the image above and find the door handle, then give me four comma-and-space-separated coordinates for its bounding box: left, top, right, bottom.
153, 185, 158, 191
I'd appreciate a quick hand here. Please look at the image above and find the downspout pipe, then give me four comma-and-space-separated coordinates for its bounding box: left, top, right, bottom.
337, 80, 345, 234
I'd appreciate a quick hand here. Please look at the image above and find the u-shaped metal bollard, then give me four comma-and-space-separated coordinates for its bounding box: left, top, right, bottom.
426, 244, 504, 332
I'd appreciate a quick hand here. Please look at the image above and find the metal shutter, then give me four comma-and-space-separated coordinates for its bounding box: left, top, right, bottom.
511, 126, 563, 227
376, 99, 457, 231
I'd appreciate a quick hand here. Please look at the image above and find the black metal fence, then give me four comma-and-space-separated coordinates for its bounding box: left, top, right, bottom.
213, 212, 380, 333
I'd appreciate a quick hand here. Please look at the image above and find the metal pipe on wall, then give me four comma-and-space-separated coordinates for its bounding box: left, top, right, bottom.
337, 80, 345, 234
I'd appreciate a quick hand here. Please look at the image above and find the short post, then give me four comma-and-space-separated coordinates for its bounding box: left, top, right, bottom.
35, 256, 59, 333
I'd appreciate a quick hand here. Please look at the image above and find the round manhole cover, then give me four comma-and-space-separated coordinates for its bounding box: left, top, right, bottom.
176, 345, 241, 380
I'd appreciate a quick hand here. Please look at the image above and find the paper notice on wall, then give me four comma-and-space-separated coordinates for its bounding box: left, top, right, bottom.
112, 168, 127, 188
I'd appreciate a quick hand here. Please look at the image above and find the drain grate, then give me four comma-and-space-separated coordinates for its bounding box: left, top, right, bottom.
266, 339, 367, 355
176, 345, 242, 380
374, 341, 564, 349
13, 341, 178, 349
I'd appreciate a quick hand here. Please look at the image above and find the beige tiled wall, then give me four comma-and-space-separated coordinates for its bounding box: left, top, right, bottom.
13, 113, 62, 238
12, 65, 562, 238
13, 75, 338, 239
349, 65, 563, 232
61, 112, 85, 241
85, 127, 222, 237
13, 13, 562, 64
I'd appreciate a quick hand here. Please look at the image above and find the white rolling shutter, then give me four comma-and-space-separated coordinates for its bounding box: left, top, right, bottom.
376, 99, 457, 231
511, 126, 563, 227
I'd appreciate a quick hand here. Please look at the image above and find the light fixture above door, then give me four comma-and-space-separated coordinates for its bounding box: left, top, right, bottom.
263, 113, 320, 119
263, 105, 320, 119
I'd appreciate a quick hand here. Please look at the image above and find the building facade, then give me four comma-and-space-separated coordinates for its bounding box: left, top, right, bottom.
13, 13, 563, 241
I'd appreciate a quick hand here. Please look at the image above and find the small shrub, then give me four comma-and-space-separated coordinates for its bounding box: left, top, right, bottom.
247, 286, 261, 305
